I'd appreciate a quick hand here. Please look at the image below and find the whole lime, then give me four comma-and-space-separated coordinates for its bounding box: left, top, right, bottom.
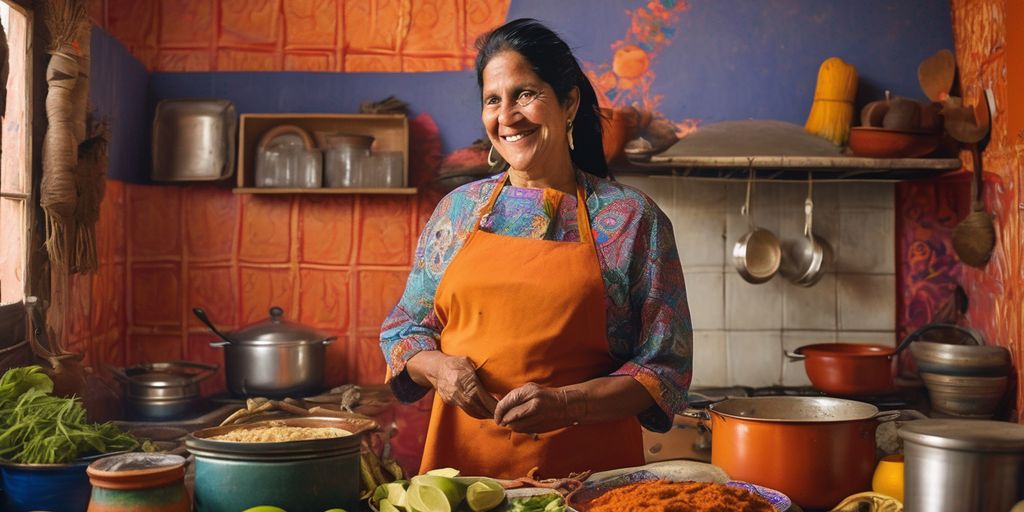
242, 507, 287, 512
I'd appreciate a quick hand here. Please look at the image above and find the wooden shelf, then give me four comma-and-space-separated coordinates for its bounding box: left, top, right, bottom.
234, 187, 418, 195
237, 113, 410, 192
618, 155, 963, 181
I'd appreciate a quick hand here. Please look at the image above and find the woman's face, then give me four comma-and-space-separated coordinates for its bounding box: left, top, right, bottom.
481, 51, 579, 175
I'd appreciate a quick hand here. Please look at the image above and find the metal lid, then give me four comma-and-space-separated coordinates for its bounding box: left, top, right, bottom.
132, 372, 192, 387
899, 419, 1024, 452
232, 307, 327, 345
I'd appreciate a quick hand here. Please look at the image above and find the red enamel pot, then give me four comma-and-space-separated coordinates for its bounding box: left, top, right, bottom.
786, 324, 942, 396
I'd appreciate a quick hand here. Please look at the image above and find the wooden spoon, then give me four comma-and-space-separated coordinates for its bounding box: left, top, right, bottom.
950, 92, 995, 268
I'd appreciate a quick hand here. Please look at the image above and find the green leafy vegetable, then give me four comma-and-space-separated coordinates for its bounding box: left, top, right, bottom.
0, 365, 141, 464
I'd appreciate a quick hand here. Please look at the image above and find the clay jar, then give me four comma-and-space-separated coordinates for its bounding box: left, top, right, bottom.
87, 453, 190, 512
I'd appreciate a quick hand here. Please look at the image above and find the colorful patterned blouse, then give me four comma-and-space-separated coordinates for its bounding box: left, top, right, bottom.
380, 171, 692, 432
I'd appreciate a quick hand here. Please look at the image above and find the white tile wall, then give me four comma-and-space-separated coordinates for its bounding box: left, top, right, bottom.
691, 331, 727, 387
619, 177, 895, 388
727, 331, 783, 386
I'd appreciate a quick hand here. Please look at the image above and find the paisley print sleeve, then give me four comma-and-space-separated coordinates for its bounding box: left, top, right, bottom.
379, 178, 495, 402
602, 182, 693, 433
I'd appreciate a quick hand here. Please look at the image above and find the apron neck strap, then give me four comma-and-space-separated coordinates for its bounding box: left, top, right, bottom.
476, 173, 595, 246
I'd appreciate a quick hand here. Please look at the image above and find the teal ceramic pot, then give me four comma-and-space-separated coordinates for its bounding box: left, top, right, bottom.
1, 459, 92, 512
186, 416, 377, 512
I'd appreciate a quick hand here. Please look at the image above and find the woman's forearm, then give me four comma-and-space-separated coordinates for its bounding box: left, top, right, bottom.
561, 375, 655, 425
405, 350, 446, 388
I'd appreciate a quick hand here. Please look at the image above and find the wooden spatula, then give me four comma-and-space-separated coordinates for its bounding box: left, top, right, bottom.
918, 49, 956, 102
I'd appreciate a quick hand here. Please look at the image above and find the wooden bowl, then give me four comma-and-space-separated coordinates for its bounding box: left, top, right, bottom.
848, 127, 940, 158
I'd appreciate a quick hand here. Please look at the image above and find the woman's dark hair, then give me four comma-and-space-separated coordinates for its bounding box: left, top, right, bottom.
475, 18, 609, 178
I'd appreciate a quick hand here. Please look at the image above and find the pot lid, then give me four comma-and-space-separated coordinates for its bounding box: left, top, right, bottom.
231, 307, 328, 344
899, 419, 1024, 452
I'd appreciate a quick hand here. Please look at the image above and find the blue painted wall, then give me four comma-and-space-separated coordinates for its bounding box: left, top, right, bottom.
89, 28, 149, 183
105, 1, 953, 183
512, 0, 953, 123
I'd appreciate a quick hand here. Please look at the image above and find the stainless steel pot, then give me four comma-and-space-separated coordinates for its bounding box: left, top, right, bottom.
109, 361, 218, 420
195, 307, 336, 398
900, 419, 1024, 512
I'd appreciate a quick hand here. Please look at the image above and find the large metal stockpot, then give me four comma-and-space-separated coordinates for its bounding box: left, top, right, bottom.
900, 419, 1024, 512
195, 307, 336, 397
696, 396, 902, 510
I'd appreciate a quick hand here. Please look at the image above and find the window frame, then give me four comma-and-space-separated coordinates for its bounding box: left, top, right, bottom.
0, 0, 44, 351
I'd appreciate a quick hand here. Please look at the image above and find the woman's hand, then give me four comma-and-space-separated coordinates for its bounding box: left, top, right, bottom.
494, 382, 586, 434
407, 351, 497, 420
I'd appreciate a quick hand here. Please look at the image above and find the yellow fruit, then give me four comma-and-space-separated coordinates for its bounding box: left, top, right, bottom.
243, 507, 286, 512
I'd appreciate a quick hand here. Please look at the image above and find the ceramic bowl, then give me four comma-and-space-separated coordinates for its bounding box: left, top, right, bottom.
568, 470, 791, 511
848, 127, 940, 158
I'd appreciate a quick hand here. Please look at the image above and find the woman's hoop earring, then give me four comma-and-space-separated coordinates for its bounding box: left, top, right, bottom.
567, 120, 575, 151
487, 145, 499, 166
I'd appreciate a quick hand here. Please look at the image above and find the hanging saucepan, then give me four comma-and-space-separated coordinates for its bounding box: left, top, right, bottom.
193, 307, 336, 398
685, 396, 915, 509
733, 167, 781, 284
109, 361, 218, 420
780, 176, 833, 286
785, 323, 951, 396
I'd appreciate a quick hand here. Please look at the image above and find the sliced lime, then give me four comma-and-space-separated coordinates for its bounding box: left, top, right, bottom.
425, 467, 461, 478
379, 499, 400, 512
466, 479, 506, 511
407, 482, 452, 512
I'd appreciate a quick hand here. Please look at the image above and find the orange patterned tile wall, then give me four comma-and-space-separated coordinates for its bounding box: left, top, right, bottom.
62, 0, 508, 471
87, 0, 508, 72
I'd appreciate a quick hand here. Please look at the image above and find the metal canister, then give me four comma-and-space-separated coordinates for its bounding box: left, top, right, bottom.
900, 419, 1024, 512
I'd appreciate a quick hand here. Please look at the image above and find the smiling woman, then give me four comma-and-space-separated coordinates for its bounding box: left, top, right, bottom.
380, 18, 693, 480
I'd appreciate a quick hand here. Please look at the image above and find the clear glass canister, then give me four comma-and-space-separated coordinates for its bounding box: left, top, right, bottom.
86, 453, 190, 512
323, 134, 374, 188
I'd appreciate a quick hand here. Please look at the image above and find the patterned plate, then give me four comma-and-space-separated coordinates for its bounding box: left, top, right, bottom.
568, 470, 791, 512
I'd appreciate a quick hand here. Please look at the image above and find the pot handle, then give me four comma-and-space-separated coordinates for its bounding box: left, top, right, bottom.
784, 349, 806, 362
894, 323, 984, 355
321, 336, 337, 346
681, 407, 712, 431
873, 409, 927, 423
209, 341, 230, 348
106, 365, 131, 383
171, 360, 220, 383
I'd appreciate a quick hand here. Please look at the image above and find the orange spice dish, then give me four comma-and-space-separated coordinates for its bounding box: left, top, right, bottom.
587, 480, 775, 512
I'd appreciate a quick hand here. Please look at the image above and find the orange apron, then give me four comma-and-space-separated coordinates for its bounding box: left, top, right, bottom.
421, 174, 644, 479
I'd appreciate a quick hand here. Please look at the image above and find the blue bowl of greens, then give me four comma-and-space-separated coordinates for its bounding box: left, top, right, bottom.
0, 366, 143, 512
1, 458, 93, 512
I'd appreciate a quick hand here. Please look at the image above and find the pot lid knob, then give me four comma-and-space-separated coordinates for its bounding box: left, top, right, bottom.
233, 306, 328, 344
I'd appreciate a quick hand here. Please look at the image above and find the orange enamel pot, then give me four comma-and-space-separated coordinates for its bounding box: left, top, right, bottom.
703, 396, 900, 510
793, 343, 899, 395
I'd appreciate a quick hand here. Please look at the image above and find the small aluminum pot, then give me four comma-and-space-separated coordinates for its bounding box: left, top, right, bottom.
200, 307, 336, 398
110, 361, 218, 420
690, 396, 905, 510
900, 419, 1024, 512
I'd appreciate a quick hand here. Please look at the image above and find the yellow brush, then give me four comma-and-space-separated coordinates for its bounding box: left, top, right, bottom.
805, 57, 858, 145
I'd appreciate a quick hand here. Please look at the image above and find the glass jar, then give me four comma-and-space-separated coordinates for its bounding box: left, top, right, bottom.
87, 453, 190, 512
322, 134, 374, 188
